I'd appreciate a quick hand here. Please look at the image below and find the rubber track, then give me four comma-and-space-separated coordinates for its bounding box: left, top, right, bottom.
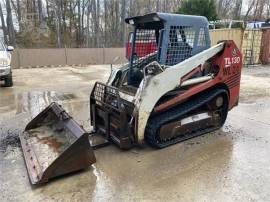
145, 88, 228, 148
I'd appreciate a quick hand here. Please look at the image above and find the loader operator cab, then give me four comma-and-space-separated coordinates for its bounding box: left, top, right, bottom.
124, 13, 211, 87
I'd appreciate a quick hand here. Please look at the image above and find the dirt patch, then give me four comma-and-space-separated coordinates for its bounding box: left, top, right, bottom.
0, 113, 29, 153
0, 127, 21, 153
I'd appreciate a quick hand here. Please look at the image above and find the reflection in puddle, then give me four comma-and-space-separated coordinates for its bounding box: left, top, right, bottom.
0, 89, 91, 130
14, 91, 90, 129
92, 165, 114, 202
17, 91, 56, 115
16, 91, 78, 115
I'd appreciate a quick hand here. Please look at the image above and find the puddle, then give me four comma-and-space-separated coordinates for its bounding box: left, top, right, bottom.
0, 90, 90, 153
16, 91, 78, 114
1, 90, 90, 120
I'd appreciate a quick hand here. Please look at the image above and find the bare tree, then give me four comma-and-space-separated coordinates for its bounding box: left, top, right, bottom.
49, 1, 62, 47
255, 0, 267, 20
217, 0, 236, 18
37, 0, 45, 29
252, 0, 260, 20
6, 0, 16, 46
16, 0, 21, 24
267, 1, 270, 19
244, 0, 255, 20
232, 0, 242, 19
0, 2, 8, 44
10, 0, 21, 28
86, 1, 91, 47
0, 0, 187, 48
120, 0, 126, 46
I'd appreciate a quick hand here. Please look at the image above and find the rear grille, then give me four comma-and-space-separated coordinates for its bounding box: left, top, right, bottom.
225, 72, 241, 89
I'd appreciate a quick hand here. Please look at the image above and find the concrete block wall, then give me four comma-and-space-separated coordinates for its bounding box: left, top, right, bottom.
11, 48, 127, 69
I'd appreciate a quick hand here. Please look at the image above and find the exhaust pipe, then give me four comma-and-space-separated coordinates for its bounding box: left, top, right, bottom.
19, 102, 96, 184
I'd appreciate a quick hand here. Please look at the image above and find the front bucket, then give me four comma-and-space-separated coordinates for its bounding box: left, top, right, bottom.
19, 102, 96, 184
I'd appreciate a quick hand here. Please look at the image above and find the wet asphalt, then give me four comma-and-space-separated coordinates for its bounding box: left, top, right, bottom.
0, 65, 270, 202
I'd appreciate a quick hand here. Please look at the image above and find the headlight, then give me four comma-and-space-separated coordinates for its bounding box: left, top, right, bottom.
0, 58, 10, 66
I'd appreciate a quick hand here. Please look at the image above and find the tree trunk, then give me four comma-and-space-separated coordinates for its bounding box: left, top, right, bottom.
69, 1, 73, 36
45, 0, 49, 18
257, 0, 266, 20
121, 0, 126, 46
55, 14, 61, 48
244, 0, 255, 20
0, 3, 8, 44
82, 0, 85, 46
37, 0, 45, 30
267, 1, 270, 19
129, 0, 133, 16
218, 0, 224, 15
233, 0, 242, 19
147, 0, 151, 12
53, 3, 61, 48
6, 0, 16, 46
92, 0, 100, 47
86, 2, 90, 47
156, 0, 160, 11
115, 1, 120, 47
104, 0, 107, 47
253, 0, 260, 20
16, 0, 21, 23
96, 0, 100, 47
77, 0, 81, 46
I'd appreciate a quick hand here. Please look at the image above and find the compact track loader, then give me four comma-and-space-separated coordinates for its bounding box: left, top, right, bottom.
20, 13, 242, 184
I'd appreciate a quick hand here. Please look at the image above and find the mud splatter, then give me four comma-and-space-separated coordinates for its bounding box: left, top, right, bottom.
0, 128, 21, 153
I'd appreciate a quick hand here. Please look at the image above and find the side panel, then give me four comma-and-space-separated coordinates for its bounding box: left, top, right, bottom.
135, 41, 242, 144
211, 41, 242, 109
155, 41, 242, 113
134, 42, 225, 143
